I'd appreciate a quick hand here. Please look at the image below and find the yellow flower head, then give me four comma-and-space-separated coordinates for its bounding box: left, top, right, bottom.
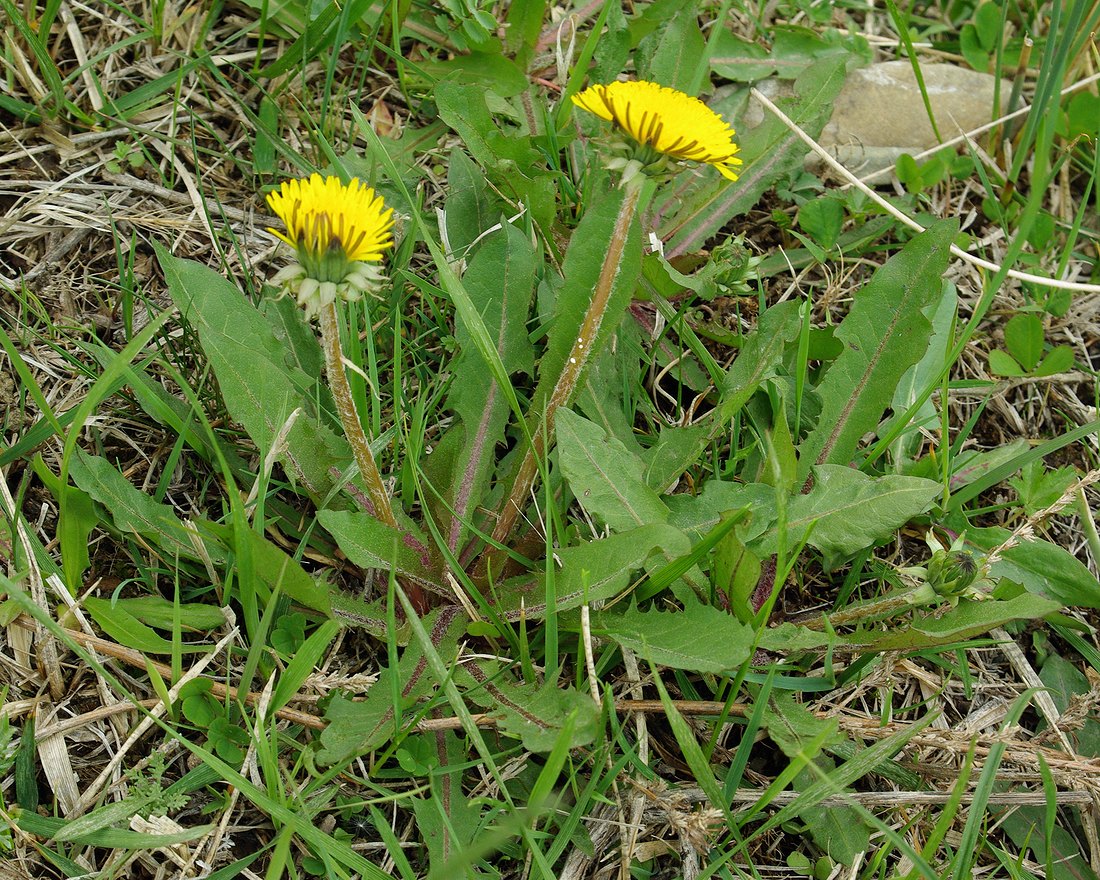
266, 174, 395, 318
268, 173, 394, 269
572, 80, 743, 181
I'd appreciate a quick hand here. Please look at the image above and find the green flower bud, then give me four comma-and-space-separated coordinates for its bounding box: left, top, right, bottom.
927, 549, 979, 598
708, 235, 764, 295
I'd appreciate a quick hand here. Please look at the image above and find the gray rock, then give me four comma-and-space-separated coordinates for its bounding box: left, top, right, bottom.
817, 60, 1012, 177
737, 61, 1012, 179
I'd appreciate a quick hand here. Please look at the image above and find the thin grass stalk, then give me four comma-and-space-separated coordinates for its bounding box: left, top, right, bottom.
1076, 486, 1100, 567
487, 179, 643, 551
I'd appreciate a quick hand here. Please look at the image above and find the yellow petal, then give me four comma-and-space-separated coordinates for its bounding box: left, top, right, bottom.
572, 80, 742, 180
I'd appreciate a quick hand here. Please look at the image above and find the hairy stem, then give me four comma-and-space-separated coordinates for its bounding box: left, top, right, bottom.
319, 302, 428, 613
794, 585, 938, 631
487, 179, 643, 552
320, 301, 398, 530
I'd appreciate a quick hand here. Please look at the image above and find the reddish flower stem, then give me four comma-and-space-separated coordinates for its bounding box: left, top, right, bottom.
486, 179, 643, 553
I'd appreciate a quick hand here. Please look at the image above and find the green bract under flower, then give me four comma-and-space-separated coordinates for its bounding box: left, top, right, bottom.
266, 174, 394, 319
572, 80, 743, 182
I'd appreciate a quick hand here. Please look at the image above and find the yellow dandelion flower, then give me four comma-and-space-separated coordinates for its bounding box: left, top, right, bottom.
266, 174, 395, 319
572, 80, 743, 181
268, 173, 394, 267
